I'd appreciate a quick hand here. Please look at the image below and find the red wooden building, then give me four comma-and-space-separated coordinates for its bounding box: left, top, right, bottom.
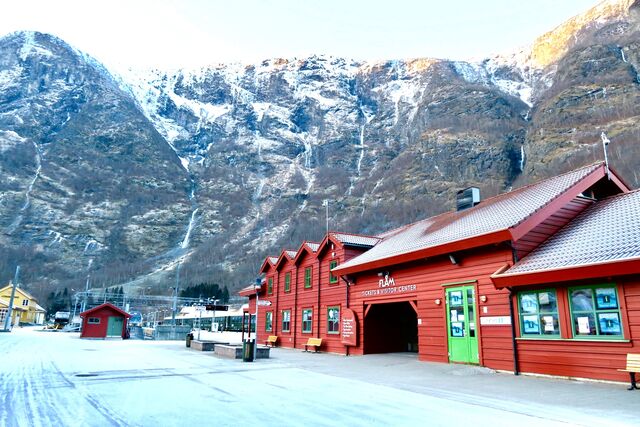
241, 162, 640, 382
491, 189, 640, 381
80, 303, 131, 339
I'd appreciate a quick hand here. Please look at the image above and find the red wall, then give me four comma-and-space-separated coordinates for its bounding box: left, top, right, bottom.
80, 306, 128, 339
275, 256, 296, 348
315, 242, 352, 354
347, 246, 514, 369
246, 239, 640, 383
294, 250, 317, 349
513, 276, 639, 382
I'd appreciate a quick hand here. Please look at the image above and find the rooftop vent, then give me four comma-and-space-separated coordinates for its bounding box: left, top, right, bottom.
456, 187, 480, 211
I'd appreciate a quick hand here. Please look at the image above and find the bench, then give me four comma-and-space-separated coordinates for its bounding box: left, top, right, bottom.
304, 337, 322, 353
618, 353, 640, 390
265, 335, 278, 347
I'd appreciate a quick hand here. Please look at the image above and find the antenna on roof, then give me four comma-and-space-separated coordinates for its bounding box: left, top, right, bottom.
600, 132, 611, 179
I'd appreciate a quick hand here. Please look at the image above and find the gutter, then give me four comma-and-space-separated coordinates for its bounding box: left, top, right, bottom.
509, 242, 519, 375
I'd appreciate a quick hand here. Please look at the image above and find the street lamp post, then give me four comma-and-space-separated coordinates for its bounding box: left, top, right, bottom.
322, 199, 329, 234
171, 262, 181, 325
2, 266, 20, 332
253, 278, 261, 361
210, 298, 219, 332
81, 259, 93, 314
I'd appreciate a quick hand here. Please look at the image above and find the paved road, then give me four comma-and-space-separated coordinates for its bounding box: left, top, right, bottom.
0, 327, 636, 426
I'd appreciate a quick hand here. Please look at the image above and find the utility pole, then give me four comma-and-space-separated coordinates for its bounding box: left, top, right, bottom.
81, 259, 92, 314
210, 298, 218, 332
322, 199, 329, 234
2, 266, 20, 332
253, 278, 261, 361
71, 294, 79, 325
171, 262, 181, 325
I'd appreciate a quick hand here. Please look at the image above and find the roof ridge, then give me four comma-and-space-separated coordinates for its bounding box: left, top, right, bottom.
330, 231, 380, 239
375, 162, 604, 240
508, 162, 603, 229
479, 161, 602, 205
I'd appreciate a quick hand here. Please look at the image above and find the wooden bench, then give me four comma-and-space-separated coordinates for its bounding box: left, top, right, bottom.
304, 337, 322, 353
265, 335, 278, 347
619, 353, 640, 390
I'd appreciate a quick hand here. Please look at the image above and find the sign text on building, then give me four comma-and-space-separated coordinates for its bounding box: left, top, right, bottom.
361, 274, 417, 297
479, 316, 511, 326
341, 308, 357, 346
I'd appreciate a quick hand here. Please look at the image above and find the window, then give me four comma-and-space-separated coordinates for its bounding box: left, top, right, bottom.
302, 309, 313, 333
88, 318, 100, 324
0, 309, 7, 323
22, 299, 29, 306
518, 290, 559, 337
569, 285, 622, 338
304, 267, 312, 288
329, 260, 338, 283
267, 277, 273, 295
327, 306, 340, 334
265, 311, 273, 332
284, 272, 291, 293
281, 310, 291, 332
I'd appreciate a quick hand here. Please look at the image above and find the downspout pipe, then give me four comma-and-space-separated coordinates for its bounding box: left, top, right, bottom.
316, 258, 321, 337
293, 267, 299, 348
507, 286, 519, 375
509, 242, 520, 375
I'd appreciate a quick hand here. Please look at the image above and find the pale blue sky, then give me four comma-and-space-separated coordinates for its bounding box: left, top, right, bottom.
0, 0, 602, 71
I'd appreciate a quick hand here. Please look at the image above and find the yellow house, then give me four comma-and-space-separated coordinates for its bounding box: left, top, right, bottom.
0, 284, 46, 326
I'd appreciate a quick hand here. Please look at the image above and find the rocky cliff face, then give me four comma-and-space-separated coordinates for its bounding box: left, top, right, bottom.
1, 0, 639, 297
0, 32, 191, 291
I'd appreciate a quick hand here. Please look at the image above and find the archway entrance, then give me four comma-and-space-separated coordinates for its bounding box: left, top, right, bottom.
363, 301, 418, 354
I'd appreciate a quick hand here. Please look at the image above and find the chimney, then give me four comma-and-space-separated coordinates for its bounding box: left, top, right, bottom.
456, 187, 480, 211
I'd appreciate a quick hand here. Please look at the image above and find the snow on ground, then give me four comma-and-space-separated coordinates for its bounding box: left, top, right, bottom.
1, 327, 637, 427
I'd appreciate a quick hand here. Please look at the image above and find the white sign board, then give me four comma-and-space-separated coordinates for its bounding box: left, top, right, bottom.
195, 306, 206, 312
257, 300, 272, 306
479, 316, 511, 326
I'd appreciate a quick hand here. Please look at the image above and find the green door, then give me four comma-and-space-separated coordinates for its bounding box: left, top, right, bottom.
446, 286, 479, 364
107, 316, 124, 337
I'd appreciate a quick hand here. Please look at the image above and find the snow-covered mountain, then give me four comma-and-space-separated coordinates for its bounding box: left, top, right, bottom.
2, 0, 640, 299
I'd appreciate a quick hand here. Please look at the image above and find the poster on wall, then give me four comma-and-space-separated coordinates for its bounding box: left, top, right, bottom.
595, 288, 618, 310
520, 294, 538, 313
598, 312, 621, 335
449, 291, 463, 306
451, 322, 464, 337
542, 315, 555, 332
522, 315, 540, 334
341, 308, 358, 346
577, 316, 591, 334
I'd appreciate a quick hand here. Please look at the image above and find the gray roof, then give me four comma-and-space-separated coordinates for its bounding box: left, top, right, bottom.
331, 233, 381, 247
305, 242, 320, 252
268, 257, 279, 264
339, 163, 604, 272
285, 250, 298, 259
503, 189, 640, 274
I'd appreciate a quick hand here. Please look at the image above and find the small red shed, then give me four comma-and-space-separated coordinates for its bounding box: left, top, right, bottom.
80, 303, 131, 339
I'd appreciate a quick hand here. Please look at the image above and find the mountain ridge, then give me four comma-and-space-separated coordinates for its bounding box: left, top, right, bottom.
1, 0, 639, 303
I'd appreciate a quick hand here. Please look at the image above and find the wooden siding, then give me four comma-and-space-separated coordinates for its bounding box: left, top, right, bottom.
316, 244, 349, 354
244, 224, 640, 383
275, 257, 296, 348
514, 277, 639, 381
348, 246, 514, 368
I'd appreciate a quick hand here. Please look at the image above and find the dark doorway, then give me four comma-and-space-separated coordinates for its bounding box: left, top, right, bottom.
363, 301, 418, 354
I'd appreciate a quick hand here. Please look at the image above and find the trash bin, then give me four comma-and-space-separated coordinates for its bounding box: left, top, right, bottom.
242, 339, 255, 362
186, 332, 193, 348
